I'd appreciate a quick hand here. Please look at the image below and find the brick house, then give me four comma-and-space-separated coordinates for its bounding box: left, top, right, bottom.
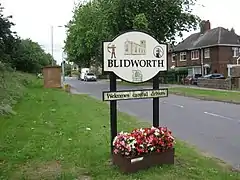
168, 20, 240, 77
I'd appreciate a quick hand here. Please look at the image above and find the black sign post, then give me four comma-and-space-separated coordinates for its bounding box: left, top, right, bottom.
152, 72, 160, 127
109, 72, 117, 153
102, 31, 168, 155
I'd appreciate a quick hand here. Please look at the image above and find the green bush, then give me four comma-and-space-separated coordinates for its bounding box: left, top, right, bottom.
159, 69, 188, 84
71, 70, 80, 76
97, 74, 109, 79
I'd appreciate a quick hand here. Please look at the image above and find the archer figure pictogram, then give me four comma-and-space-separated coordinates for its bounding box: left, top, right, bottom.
108, 43, 116, 59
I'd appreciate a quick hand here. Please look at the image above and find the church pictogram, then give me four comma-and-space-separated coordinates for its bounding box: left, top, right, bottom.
124, 40, 146, 55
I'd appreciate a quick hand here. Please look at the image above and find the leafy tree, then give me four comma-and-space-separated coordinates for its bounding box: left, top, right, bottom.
64, 0, 201, 68
12, 39, 53, 73
0, 3, 18, 65
64, 62, 72, 76
65, 1, 110, 68
133, 13, 149, 31
0, 3, 54, 73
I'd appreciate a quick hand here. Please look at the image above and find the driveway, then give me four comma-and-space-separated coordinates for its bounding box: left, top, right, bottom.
66, 79, 240, 168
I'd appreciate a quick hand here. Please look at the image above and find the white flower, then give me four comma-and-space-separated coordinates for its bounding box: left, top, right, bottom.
129, 139, 137, 149
129, 136, 135, 140
150, 147, 154, 151
113, 136, 118, 145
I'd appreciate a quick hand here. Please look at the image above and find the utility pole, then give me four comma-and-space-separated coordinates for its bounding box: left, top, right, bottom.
50, 25, 64, 66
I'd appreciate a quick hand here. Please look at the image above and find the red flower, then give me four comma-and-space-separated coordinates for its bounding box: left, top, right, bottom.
113, 127, 175, 157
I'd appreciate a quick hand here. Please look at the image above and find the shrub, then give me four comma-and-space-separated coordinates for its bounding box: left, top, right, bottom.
0, 67, 36, 115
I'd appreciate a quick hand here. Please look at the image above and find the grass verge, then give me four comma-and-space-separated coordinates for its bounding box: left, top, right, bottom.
0, 82, 239, 180
118, 81, 152, 86
117, 81, 240, 104
168, 87, 240, 104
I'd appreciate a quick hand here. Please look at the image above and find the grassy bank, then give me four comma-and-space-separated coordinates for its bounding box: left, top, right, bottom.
0, 83, 239, 180
0, 70, 36, 115
168, 87, 240, 104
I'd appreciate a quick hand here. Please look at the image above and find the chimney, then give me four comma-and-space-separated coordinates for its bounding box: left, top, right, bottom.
200, 20, 211, 34
230, 27, 235, 33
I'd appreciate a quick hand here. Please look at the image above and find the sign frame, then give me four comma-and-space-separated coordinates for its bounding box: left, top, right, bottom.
102, 30, 168, 154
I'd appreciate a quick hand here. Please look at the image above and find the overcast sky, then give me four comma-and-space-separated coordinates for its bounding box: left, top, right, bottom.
2, 0, 240, 64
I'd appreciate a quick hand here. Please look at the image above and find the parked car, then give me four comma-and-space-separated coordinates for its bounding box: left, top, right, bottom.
182, 74, 202, 85
199, 73, 225, 79
84, 73, 97, 81
80, 68, 90, 81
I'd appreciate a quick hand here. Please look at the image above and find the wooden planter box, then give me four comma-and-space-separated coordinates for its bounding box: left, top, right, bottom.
112, 148, 174, 173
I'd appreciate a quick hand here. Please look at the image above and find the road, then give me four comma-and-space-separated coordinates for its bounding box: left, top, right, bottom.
66, 79, 240, 168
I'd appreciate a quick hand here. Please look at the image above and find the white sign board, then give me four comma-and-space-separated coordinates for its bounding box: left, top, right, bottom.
103, 89, 168, 101
103, 31, 167, 83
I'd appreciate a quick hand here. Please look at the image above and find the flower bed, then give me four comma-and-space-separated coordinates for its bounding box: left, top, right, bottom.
112, 127, 175, 173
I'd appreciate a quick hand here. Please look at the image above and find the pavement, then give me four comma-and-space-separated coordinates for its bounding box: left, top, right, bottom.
66, 79, 240, 169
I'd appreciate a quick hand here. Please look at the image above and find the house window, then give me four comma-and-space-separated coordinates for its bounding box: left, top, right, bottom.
232, 47, 240, 57
191, 50, 199, 60
172, 53, 176, 62
180, 52, 186, 61
193, 67, 202, 75
204, 48, 210, 58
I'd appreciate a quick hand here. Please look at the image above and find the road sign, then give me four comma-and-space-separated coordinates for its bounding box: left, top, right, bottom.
103, 31, 167, 83
102, 31, 168, 154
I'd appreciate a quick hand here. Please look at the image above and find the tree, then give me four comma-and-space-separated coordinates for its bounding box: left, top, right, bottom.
133, 13, 149, 31
65, 1, 110, 68
0, 3, 18, 65
65, 0, 200, 67
63, 62, 72, 76
0, 3, 53, 73
12, 39, 53, 73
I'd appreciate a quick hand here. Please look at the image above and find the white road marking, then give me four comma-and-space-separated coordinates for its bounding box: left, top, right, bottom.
160, 100, 167, 104
204, 112, 240, 122
172, 104, 184, 108
160, 100, 184, 108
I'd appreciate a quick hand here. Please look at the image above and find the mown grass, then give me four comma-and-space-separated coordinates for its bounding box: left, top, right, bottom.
117, 81, 240, 104
168, 87, 240, 104
0, 81, 239, 179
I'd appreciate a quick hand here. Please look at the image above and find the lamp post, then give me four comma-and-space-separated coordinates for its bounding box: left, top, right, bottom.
51, 26, 53, 65
50, 25, 63, 66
